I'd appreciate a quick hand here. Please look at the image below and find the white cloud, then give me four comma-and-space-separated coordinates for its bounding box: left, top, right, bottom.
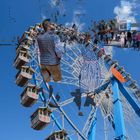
114, 0, 139, 22
65, 9, 86, 31
50, 0, 66, 15
41, 14, 47, 20
50, 0, 60, 7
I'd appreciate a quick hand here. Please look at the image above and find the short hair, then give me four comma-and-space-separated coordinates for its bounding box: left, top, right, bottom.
42, 19, 50, 29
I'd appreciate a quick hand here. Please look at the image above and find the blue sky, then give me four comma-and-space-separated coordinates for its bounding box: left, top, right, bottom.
0, 0, 140, 140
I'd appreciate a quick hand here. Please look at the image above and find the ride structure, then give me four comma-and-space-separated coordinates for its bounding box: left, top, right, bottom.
13, 20, 140, 140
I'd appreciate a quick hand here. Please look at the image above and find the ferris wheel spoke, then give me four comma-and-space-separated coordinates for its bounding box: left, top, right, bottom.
62, 76, 79, 83
82, 106, 97, 137
59, 81, 79, 87
67, 44, 82, 56
59, 92, 88, 107
61, 69, 77, 78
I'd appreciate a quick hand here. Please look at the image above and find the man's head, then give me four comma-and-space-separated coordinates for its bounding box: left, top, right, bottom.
42, 19, 51, 31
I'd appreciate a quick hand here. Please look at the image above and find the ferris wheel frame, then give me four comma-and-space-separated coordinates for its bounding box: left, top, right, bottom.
14, 20, 140, 140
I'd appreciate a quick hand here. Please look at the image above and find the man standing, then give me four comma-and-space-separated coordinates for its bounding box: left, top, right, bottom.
136, 32, 140, 50
37, 19, 62, 83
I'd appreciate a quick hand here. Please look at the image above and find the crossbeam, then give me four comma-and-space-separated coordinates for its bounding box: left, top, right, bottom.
117, 79, 140, 117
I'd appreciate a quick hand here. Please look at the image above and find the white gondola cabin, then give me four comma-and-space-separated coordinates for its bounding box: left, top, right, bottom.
104, 55, 111, 63
24, 31, 34, 46
16, 66, 35, 87
97, 48, 105, 58
31, 107, 52, 130
129, 81, 137, 89
14, 50, 31, 69
16, 43, 30, 54
124, 74, 131, 82
21, 84, 39, 107
110, 61, 118, 67
19, 31, 33, 46
45, 130, 68, 140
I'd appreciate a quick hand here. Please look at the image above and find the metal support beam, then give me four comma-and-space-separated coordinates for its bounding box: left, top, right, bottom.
94, 80, 110, 94
51, 114, 62, 130
111, 78, 127, 140
88, 109, 97, 140
117, 80, 140, 117
0, 43, 17, 46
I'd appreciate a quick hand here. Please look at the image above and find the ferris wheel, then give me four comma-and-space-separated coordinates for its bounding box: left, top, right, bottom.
13, 20, 140, 140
